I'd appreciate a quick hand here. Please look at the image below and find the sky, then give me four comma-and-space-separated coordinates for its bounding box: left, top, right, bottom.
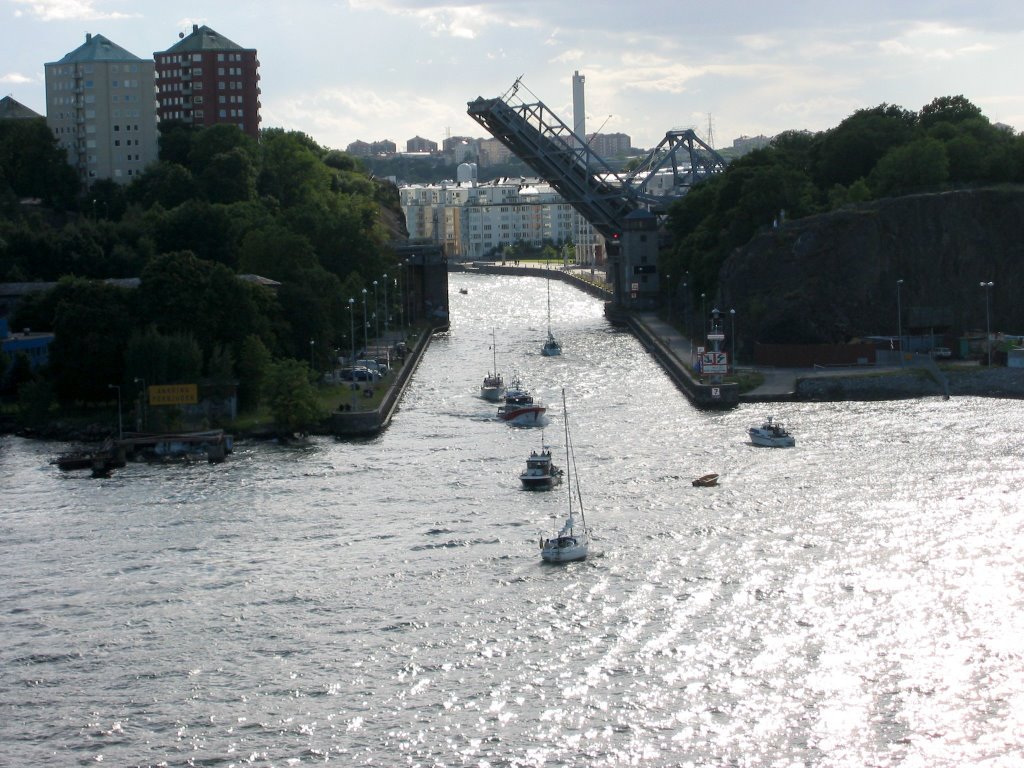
3, 0, 1023, 152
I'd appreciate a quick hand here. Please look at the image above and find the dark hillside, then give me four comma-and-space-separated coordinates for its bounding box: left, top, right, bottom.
717, 187, 1024, 348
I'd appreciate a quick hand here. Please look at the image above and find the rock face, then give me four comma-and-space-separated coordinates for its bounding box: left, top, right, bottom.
718, 188, 1024, 349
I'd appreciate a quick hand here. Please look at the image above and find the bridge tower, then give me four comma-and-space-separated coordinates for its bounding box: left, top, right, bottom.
467, 79, 726, 311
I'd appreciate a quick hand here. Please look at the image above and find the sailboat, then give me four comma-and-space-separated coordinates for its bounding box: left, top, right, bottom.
480, 329, 505, 401
540, 277, 562, 356
540, 389, 590, 563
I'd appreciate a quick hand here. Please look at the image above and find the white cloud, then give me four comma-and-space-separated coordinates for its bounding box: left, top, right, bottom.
1, 72, 35, 84
9, 0, 134, 21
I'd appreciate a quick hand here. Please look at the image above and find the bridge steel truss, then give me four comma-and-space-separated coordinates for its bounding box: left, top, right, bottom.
467, 88, 633, 241
467, 80, 728, 310
467, 81, 728, 233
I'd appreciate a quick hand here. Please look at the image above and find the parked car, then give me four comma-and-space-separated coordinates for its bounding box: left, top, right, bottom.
930, 347, 952, 359
338, 366, 374, 381
356, 359, 389, 377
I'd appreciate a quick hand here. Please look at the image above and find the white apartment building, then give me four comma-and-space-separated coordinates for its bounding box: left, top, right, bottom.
400, 166, 604, 263
45, 33, 157, 185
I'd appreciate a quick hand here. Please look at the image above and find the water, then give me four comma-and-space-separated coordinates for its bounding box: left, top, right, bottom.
2, 271, 1023, 767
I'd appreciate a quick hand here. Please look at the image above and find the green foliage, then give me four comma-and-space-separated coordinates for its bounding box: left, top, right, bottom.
665, 95, 1024, 302
2, 120, 409, 416
262, 357, 325, 435
237, 334, 272, 411
124, 327, 202, 387
46, 277, 136, 404
0, 118, 79, 207
869, 138, 949, 197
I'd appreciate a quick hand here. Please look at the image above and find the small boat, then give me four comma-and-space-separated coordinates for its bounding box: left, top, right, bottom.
540, 276, 561, 356
520, 442, 563, 491
480, 329, 506, 402
692, 473, 719, 487
497, 376, 547, 425
540, 389, 590, 563
459, 287, 468, 294
748, 416, 796, 447
541, 331, 562, 357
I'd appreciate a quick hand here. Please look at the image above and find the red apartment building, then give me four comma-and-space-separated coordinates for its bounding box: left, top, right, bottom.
154, 24, 261, 139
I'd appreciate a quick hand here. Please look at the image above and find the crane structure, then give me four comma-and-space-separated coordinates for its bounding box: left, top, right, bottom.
467, 79, 727, 309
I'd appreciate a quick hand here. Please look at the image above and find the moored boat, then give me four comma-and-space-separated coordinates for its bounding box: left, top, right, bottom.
748, 416, 795, 447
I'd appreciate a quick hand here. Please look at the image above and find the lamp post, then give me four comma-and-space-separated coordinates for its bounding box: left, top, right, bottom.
730, 308, 736, 373
108, 384, 122, 440
382, 273, 390, 337
666, 273, 671, 323
896, 279, 904, 366
700, 292, 706, 341
981, 281, 994, 366
373, 279, 380, 344
399, 264, 406, 333
133, 377, 146, 431
309, 338, 315, 371
361, 287, 369, 357
348, 298, 357, 409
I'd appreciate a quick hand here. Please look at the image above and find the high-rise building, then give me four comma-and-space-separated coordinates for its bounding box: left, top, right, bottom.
44, 33, 158, 185
155, 25, 261, 138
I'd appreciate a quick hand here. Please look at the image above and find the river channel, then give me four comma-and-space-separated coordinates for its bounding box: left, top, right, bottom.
2, 270, 1022, 766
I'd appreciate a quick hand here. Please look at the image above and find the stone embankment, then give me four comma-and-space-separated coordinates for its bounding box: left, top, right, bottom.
796, 366, 1024, 401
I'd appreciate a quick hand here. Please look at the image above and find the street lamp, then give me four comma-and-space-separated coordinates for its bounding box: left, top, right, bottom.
382, 273, 389, 337
348, 298, 357, 409
730, 308, 736, 373
108, 384, 122, 440
361, 287, 369, 357
700, 292, 706, 340
981, 281, 994, 366
666, 273, 671, 323
373, 279, 380, 344
310, 338, 315, 371
133, 377, 146, 431
896, 279, 904, 366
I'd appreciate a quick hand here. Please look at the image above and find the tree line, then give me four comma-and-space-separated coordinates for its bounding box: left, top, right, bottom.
663, 95, 1024, 300
1, 118, 405, 429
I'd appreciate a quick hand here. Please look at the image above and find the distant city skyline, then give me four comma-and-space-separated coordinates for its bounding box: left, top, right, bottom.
3, 0, 1022, 152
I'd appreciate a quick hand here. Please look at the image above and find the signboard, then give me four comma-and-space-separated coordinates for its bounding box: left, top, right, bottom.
149, 384, 198, 406
701, 351, 728, 374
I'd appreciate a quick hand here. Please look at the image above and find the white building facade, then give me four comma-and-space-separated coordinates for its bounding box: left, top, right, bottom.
400, 167, 604, 264
45, 33, 157, 185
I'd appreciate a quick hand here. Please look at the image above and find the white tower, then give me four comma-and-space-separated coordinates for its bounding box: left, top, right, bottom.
572, 70, 586, 146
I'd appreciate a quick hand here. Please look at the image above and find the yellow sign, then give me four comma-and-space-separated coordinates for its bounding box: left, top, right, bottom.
148, 384, 198, 406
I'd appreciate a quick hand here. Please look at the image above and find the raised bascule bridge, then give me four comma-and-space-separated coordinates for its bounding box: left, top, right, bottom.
467, 78, 727, 311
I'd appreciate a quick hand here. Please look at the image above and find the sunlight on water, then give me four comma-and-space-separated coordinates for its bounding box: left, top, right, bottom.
2, 271, 1023, 766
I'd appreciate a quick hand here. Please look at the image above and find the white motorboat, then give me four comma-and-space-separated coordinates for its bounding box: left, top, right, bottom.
520, 443, 563, 491
540, 277, 561, 356
497, 376, 547, 425
748, 416, 796, 447
540, 389, 590, 563
480, 329, 506, 401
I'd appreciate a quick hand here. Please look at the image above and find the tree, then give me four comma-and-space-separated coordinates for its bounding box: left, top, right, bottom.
201, 148, 257, 204
46, 278, 136, 404
918, 95, 983, 131
869, 138, 949, 197
262, 358, 325, 436
814, 104, 917, 188
237, 334, 271, 411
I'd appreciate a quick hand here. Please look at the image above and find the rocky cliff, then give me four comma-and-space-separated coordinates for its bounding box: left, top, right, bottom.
717, 187, 1024, 351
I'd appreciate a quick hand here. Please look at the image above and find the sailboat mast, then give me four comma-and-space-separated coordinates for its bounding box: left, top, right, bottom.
491, 328, 498, 375
562, 388, 572, 520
